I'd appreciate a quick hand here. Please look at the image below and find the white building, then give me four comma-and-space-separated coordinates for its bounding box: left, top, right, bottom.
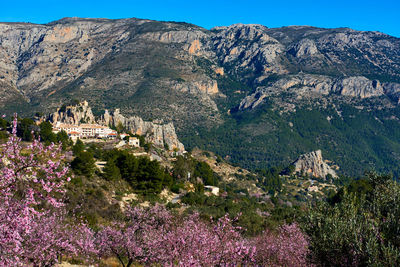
107, 131, 118, 139
68, 131, 81, 142
53, 122, 81, 135
79, 124, 103, 138
128, 137, 140, 147
52, 122, 117, 140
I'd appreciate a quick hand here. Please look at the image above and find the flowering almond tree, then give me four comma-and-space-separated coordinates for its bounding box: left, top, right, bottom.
95, 204, 173, 267
151, 213, 256, 266
18, 210, 96, 266
0, 116, 94, 265
96, 206, 256, 266
252, 223, 311, 266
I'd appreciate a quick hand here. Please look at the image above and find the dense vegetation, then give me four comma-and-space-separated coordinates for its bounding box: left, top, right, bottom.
304, 172, 400, 266
103, 149, 173, 193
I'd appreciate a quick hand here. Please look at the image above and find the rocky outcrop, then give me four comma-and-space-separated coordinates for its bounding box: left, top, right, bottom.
139, 29, 211, 57
173, 79, 219, 95
238, 74, 396, 110
140, 30, 207, 44
48, 100, 95, 124
332, 76, 384, 98
293, 150, 338, 179
211, 24, 286, 74
288, 39, 321, 57
214, 67, 224, 76
383, 83, 400, 103
100, 109, 185, 152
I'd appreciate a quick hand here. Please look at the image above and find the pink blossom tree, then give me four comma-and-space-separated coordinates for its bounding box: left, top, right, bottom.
95, 204, 173, 267
147, 212, 219, 266
96, 206, 256, 267
0, 115, 94, 265
19, 210, 96, 266
150, 213, 256, 266
252, 223, 311, 266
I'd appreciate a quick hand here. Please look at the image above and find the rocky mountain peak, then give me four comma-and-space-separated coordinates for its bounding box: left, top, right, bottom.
293, 150, 338, 179
212, 23, 274, 43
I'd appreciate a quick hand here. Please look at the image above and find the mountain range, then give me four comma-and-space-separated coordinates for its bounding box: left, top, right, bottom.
1, 17, 400, 176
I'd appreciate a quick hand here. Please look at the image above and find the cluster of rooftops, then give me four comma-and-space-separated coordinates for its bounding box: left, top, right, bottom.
52, 122, 140, 147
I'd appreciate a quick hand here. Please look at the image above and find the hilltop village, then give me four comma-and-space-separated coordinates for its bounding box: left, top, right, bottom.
51, 120, 139, 147
45, 101, 185, 152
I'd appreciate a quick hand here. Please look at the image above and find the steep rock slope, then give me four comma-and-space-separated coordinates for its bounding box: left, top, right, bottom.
238, 74, 400, 111
100, 108, 185, 151
48, 100, 96, 124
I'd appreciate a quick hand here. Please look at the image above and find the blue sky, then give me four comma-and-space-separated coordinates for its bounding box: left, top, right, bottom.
1, 0, 399, 37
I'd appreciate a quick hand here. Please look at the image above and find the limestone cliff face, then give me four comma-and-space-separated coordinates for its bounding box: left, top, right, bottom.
0, 18, 132, 101
140, 29, 207, 44
100, 109, 185, 152
211, 24, 286, 74
170, 75, 219, 96
293, 150, 338, 179
238, 74, 399, 110
138, 28, 212, 58
288, 39, 321, 58
48, 100, 95, 124
332, 76, 384, 98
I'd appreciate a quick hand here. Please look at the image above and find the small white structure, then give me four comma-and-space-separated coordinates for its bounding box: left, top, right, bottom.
307, 185, 319, 192
95, 161, 107, 171
204, 185, 220, 196
128, 137, 140, 147
68, 131, 81, 142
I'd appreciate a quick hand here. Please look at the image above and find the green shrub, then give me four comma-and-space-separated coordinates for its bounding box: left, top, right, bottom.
71, 151, 96, 178
304, 172, 400, 266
